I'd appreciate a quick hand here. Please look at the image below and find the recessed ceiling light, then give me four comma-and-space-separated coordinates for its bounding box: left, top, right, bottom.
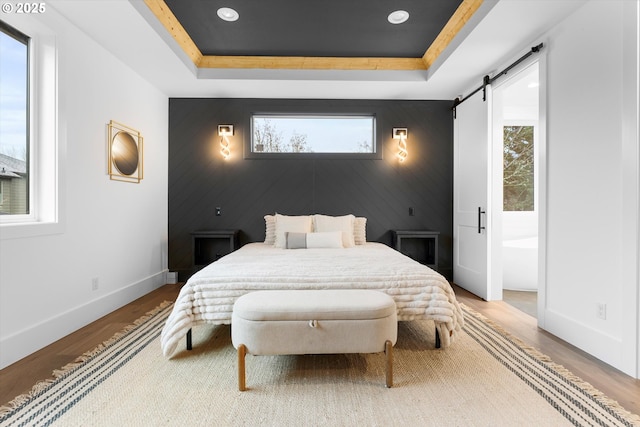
217, 7, 239, 22
388, 10, 409, 25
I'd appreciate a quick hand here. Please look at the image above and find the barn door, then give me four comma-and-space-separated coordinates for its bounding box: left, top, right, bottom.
453, 88, 492, 300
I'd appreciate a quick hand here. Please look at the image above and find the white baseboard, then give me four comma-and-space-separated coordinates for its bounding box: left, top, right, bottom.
542, 308, 626, 374
0, 271, 167, 370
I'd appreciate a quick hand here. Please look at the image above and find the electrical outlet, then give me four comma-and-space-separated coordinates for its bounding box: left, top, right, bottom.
91, 277, 99, 291
166, 272, 178, 284
215, 207, 222, 216
597, 303, 607, 320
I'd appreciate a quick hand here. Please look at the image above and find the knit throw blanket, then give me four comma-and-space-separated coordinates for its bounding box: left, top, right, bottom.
161, 243, 464, 357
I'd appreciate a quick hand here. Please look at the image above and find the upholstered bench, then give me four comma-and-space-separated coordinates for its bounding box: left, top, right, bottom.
231, 289, 398, 391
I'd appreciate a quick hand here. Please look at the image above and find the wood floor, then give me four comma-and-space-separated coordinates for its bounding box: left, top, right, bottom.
503, 289, 537, 318
1, 283, 639, 416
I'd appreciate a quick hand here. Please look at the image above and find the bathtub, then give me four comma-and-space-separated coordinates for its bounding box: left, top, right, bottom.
502, 236, 538, 291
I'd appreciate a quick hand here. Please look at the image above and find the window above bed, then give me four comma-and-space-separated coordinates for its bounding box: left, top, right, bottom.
247, 114, 380, 159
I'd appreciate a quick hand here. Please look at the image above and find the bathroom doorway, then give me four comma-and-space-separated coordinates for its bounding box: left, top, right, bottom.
493, 62, 540, 318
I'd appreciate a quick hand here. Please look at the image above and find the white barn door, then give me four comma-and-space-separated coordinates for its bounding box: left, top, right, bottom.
453, 89, 492, 300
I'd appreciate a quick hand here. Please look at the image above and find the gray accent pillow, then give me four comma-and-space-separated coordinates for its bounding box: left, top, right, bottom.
285, 232, 307, 249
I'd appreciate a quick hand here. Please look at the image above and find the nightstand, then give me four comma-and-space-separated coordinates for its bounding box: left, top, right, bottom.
191, 230, 239, 270
392, 230, 439, 271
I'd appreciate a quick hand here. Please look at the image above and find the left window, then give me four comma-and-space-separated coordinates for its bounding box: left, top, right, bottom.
0, 21, 29, 216
0, 18, 60, 236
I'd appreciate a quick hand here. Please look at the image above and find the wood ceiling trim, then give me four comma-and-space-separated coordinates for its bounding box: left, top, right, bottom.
144, 0, 202, 65
198, 55, 427, 71
422, 0, 484, 69
145, 0, 479, 72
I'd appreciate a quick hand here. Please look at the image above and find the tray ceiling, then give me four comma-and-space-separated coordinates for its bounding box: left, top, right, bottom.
145, 0, 479, 70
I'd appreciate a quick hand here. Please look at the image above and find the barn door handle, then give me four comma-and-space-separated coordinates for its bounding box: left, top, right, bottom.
478, 207, 486, 234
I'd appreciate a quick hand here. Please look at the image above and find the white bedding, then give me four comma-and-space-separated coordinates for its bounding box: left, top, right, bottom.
161, 242, 464, 357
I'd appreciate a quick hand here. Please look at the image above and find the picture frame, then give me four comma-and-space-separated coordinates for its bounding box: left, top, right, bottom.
107, 120, 143, 183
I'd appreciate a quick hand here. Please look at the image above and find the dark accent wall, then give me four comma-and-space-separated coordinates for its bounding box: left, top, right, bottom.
169, 98, 454, 280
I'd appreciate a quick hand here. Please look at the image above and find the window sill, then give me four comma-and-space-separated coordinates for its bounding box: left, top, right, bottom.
0, 220, 64, 240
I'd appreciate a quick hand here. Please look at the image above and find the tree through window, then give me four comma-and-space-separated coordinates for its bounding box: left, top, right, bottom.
251, 115, 375, 154
503, 125, 534, 211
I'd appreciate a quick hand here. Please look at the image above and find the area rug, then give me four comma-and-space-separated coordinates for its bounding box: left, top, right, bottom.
1, 302, 638, 427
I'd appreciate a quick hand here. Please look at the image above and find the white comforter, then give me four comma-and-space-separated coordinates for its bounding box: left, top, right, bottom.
161, 242, 464, 357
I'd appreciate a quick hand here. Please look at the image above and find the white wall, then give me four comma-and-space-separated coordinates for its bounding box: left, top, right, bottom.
542, 0, 639, 377
0, 8, 168, 368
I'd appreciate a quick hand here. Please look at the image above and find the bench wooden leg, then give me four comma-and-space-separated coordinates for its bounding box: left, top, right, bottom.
238, 344, 247, 391
385, 340, 393, 388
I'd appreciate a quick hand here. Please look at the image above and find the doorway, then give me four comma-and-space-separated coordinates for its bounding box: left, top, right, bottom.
493, 62, 540, 318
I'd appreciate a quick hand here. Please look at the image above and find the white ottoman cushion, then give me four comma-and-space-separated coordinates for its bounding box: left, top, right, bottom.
232, 290, 397, 356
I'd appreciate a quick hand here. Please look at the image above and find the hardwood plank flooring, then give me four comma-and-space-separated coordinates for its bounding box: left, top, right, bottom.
503, 289, 537, 318
0, 284, 182, 406
1, 283, 638, 417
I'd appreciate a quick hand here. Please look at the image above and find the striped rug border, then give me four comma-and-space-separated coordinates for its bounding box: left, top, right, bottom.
1, 301, 638, 426
461, 304, 640, 427
0, 302, 173, 427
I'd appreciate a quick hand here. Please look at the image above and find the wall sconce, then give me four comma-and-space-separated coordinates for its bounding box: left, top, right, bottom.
393, 128, 408, 162
218, 124, 234, 160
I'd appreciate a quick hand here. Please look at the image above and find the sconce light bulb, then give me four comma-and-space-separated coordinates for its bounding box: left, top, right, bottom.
397, 137, 408, 162
220, 136, 231, 160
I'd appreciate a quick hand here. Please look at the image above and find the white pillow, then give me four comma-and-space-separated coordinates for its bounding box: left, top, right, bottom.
307, 231, 343, 248
285, 231, 344, 249
274, 214, 313, 248
313, 214, 355, 247
264, 214, 276, 245
354, 217, 367, 245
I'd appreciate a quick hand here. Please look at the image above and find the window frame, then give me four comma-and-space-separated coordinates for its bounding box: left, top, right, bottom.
0, 17, 63, 239
245, 112, 382, 160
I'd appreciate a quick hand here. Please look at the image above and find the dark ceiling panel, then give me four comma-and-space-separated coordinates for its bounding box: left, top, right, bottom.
164, 0, 463, 58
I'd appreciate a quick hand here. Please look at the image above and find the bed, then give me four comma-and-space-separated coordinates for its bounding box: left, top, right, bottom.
161, 214, 464, 357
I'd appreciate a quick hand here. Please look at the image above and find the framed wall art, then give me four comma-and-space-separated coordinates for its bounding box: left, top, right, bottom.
107, 120, 143, 183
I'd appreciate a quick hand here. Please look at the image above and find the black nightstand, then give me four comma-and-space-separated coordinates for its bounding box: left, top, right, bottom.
392, 230, 439, 271
191, 230, 239, 270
